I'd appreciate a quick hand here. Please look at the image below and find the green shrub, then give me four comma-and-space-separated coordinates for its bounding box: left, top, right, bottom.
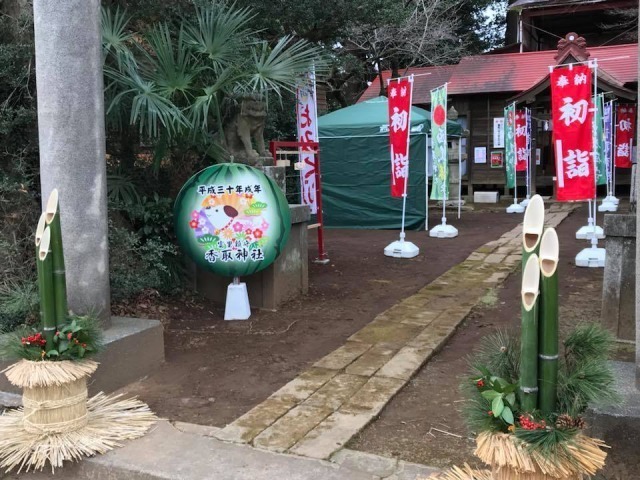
108, 222, 181, 300
0, 281, 39, 331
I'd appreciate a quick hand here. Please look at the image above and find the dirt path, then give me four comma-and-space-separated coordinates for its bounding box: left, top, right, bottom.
122, 210, 520, 426
348, 204, 625, 471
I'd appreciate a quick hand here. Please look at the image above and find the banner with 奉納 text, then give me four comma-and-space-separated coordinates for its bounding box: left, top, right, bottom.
296, 71, 319, 213
504, 103, 516, 189
430, 84, 448, 200
515, 109, 528, 172
615, 104, 635, 169
550, 64, 595, 202
388, 78, 413, 197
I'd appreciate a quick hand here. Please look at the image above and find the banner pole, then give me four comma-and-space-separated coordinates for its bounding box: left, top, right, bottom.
428, 83, 458, 237
506, 103, 524, 213
591, 61, 598, 249
425, 133, 429, 231
384, 75, 419, 257
613, 103, 618, 199
458, 138, 462, 219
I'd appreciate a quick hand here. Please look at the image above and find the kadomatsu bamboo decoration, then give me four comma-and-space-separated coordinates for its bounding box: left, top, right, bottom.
520, 252, 540, 412
37, 227, 56, 352
538, 228, 559, 414
45, 189, 68, 330
521, 194, 544, 268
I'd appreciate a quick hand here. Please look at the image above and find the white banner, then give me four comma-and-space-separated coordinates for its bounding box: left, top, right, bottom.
296, 72, 319, 214
493, 118, 505, 148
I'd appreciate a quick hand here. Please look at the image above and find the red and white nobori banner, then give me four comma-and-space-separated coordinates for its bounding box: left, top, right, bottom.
615, 104, 635, 168
388, 78, 413, 197
515, 109, 528, 172
296, 72, 319, 214
550, 64, 595, 202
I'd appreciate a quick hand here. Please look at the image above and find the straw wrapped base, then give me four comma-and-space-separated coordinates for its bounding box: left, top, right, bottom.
432, 464, 492, 480
473, 432, 608, 480
0, 360, 156, 473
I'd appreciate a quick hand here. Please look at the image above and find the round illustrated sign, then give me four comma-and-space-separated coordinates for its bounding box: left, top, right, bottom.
174, 163, 291, 277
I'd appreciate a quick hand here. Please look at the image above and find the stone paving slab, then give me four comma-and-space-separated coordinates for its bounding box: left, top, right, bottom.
253, 404, 334, 452
216, 205, 577, 460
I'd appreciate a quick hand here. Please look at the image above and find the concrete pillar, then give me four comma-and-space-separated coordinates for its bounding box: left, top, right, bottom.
33, 0, 111, 326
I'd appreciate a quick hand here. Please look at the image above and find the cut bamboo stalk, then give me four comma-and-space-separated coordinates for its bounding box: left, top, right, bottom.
520, 253, 540, 412
38, 227, 56, 352
521, 194, 545, 269
538, 228, 559, 414
45, 189, 68, 329
35, 212, 47, 328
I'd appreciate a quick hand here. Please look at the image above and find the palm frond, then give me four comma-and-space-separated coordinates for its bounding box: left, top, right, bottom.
107, 172, 141, 205
105, 65, 190, 139
183, 4, 256, 74
101, 7, 134, 68
143, 24, 200, 100
246, 36, 326, 96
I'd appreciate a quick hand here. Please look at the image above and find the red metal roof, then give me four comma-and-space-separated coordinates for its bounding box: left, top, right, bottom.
357, 43, 638, 104
358, 65, 455, 103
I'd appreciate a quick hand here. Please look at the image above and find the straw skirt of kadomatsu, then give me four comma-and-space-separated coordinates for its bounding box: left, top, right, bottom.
174, 163, 291, 277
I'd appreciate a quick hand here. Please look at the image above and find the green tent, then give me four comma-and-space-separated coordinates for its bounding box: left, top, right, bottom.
318, 96, 461, 229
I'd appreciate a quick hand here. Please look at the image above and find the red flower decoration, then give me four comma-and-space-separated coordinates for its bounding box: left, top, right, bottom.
254, 229, 263, 239
189, 220, 198, 229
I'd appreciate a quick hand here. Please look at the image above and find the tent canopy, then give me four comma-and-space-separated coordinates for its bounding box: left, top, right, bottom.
317, 97, 462, 229
319, 96, 462, 138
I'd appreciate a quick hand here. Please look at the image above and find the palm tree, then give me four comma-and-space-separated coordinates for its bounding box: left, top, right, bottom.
102, 3, 325, 169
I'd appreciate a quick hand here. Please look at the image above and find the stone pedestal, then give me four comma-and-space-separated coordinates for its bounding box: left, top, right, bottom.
601, 214, 636, 341
194, 205, 309, 311
260, 166, 287, 194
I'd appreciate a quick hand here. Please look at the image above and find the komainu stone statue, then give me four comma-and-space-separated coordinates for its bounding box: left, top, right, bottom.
223, 94, 269, 166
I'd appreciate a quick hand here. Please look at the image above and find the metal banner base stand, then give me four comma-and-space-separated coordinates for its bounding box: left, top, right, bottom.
384, 231, 420, 258
429, 217, 458, 238
598, 196, 618, 212
575, 239, 606, 268
506, 202, 525, 213
576, 202, 605, 268
520, 195, 531, 207
224, 277, 251, 321
576, 201, 605, 239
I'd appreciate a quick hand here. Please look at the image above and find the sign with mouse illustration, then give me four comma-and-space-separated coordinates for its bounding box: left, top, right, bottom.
174, 163, 291, 277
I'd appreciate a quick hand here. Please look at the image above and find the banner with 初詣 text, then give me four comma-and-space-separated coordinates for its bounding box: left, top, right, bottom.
515, 109, 528, 172
388, 78, 413, 197
296, 72, 319, 213
504, 103, 516, 189
429, 84, 448, 200
551, 65, 595, 202
615, 104, 635, 169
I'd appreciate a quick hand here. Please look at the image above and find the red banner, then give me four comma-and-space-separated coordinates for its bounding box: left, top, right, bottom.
551, 65, 595, 202
615, 104, 635, 168
515, 109, 528, 172
388, 79, 412, 197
